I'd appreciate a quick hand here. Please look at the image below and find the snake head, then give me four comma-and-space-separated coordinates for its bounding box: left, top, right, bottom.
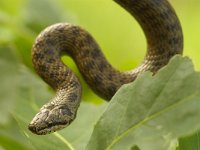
28, 103, 75, 135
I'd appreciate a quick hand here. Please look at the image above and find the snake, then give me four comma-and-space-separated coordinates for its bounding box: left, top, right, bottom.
28, 0, 183, 135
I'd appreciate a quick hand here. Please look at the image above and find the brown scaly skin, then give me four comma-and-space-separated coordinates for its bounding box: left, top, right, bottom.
28, 0, 183, 135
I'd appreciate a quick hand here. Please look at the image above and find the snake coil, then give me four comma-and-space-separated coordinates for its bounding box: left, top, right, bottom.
28, 0, 183, 135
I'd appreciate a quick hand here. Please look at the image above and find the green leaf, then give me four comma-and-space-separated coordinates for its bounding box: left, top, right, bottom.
86, 55, 200, 150
0, 47, 35, 150
0, 46, 20, 125
178, 131, 200, 150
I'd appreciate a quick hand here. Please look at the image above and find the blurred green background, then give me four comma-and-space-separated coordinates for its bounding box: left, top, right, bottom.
0, 0, 199, 149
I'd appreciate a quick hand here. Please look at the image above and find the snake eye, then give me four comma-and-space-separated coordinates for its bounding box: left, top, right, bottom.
59, 106, 73, 116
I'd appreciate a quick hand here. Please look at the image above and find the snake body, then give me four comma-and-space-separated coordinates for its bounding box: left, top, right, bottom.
28, 0, 183, 135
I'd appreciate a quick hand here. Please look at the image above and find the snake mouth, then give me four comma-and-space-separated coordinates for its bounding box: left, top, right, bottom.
28, 121, 68, 135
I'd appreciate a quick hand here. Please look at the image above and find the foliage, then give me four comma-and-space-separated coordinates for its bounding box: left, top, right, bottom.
86, 56, 200, 150
0, 0, 200, 150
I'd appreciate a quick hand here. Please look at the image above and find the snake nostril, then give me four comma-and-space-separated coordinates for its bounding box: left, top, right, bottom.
28, 124, 37, 134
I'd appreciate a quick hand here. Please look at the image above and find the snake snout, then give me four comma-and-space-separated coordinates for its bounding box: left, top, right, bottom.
28, 124, 37, 134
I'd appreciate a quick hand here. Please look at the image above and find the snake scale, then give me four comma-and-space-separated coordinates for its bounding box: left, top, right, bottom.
28, 0, 183, 135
